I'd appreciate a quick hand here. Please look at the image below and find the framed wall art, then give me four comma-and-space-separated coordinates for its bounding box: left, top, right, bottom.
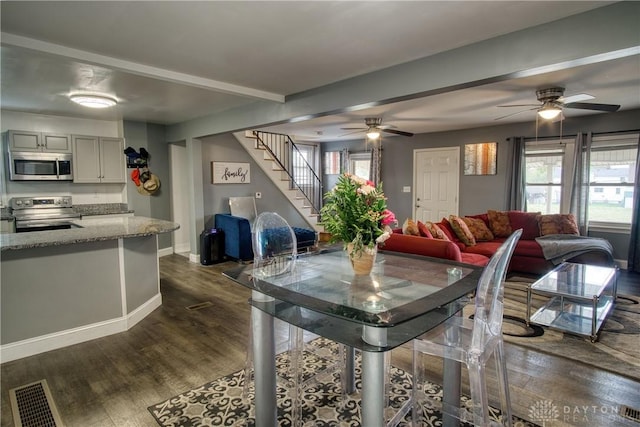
212, 162, 250, 184
464, 142, 497, 175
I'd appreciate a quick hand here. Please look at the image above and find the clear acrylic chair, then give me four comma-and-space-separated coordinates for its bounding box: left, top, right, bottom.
411, 229, 522, 427
244, 212, 346, 425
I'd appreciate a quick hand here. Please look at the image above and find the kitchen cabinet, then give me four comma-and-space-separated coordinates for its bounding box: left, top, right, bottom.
6, 130, 72, 153
72, 135, 126, 183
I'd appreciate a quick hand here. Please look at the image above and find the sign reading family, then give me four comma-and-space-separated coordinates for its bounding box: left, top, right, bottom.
212, 162, 251, 184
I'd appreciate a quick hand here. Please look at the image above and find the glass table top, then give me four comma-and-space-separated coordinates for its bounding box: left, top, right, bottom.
223, 249, 480, 328
530, 262, 617, 299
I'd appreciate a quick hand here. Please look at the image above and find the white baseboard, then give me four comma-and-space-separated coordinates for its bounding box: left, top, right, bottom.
174, 242, 190, 254
189, 253, 199, 263
1, 293, 162, 364
158, 247, 174, 257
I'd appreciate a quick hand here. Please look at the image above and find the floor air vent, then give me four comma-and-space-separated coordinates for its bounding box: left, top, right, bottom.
186, 301, 213, 311
621, 405, 640, 423
9, 379, 64, 427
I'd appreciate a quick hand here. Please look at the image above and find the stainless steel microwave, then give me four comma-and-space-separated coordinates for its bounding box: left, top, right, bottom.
8, 151, 73, 181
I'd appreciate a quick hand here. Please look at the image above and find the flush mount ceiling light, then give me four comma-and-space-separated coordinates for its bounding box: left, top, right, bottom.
537, 103, 562, 120
70, 94, 117, 109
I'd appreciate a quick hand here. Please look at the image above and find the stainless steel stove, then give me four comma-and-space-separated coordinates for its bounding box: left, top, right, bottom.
11, 196, 82, 233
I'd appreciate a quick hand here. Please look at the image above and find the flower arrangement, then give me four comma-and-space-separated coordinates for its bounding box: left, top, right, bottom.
320, 173, 397, 256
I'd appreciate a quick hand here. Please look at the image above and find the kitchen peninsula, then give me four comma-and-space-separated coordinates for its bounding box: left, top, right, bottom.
0, 216, 179, 362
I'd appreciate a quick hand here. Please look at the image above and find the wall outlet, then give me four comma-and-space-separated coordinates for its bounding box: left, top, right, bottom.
255, 192, 262, 199
402, 186, 411, 193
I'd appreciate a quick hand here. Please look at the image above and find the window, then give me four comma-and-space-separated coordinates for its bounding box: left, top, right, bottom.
588, 134, 637, 226
524, 133, 638, 229
292, 143, 318, 186
349, 152, 371, 181
524, 140, 567, 214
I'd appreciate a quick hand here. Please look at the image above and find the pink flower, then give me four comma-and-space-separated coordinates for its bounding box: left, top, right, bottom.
380, 209, 396, 226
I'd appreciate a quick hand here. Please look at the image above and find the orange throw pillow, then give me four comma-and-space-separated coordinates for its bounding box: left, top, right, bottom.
462, 216, 494, 241
402, 218, 420, 236
538, 214, 580, 236
425, 221, 449, 241
449, 215, 476, 246
487, 210, 512, 237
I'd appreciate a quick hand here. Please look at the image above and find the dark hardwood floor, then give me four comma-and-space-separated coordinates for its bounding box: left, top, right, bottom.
1, 255, 639, 427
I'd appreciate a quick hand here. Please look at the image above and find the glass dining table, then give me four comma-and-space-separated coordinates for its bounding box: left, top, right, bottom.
222, 248, 481, 427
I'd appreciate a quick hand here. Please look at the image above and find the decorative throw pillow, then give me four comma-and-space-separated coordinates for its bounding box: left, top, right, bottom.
416, 221, 433, 238
448, 215, 476, 246
437, 218, 458, 242
402, 218, 420, 236
508, 211, 541, 240
425, 221, 449, 240
462, 216, 494, 241
538, 214, 580, 236
487, 210, 512, 237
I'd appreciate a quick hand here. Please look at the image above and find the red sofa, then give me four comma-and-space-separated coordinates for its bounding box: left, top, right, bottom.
379, 211, 613, 276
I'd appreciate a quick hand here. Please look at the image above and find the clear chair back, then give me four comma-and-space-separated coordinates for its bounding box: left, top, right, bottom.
252, 212, 297, 278
471, 229, 522, 350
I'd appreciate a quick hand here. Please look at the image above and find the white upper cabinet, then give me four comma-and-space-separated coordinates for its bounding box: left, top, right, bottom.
7, 130, 72, 153
72, 135, 126, 183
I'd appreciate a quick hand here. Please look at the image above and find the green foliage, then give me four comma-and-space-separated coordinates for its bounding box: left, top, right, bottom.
320, 173, 396, 255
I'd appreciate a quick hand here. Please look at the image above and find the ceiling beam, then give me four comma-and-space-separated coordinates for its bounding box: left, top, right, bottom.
0, 32, 285, 103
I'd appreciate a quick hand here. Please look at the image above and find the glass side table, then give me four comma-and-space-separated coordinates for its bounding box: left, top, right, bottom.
526, 262, 617, 342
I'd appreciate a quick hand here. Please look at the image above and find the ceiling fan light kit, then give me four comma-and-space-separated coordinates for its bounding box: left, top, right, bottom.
366, 129, 381, 139
70, 94, 118, 109
538, 103, 562, 120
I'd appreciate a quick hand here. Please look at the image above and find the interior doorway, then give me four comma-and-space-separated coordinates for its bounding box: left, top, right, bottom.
169, 142, 191, 256
413, 147, 460, 222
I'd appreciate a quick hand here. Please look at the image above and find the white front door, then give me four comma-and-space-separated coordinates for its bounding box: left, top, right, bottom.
413, 147, 460, 222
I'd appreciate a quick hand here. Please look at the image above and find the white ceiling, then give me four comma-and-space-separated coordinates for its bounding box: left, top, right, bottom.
1, 1, 638, 141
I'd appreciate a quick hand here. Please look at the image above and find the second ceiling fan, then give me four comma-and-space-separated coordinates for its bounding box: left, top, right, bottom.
495, 87, 621, 121
341, 117, 414, 139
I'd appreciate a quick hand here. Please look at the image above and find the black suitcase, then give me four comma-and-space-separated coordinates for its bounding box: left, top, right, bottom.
200, 228, 226, 265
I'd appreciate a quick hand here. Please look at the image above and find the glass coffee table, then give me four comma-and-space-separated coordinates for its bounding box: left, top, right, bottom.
526, 262, 617, 342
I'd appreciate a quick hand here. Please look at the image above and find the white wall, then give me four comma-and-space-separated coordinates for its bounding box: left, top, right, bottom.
1, 111, 126, 206
169, 143, 190, 253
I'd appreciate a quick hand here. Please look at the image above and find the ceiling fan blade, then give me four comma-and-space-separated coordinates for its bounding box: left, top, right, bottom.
558, 93, 594, 104
338, 129, 365, 137
497, 104, 540, 108
563, 102, 620, 112
340, 127, 367, 130
382, 128, 414, 137
494, 107, 538, 121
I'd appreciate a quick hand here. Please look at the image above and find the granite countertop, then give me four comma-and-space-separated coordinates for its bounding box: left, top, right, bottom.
0, 216, 179, 251
73, 203, 134, 216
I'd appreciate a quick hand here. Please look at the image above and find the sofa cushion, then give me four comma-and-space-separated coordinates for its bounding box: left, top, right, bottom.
462, 216, 494, 241
425, 221, 449, 241
402, 218, 420, 236
460, 252, 490, 266
462, 241, 503, 257
512, 239, 545, 258
487, 210, 512, 237
417, 221, 433, 238
538, 213, 580, 235
449, 215, 476, 246
508, 211, 541, 240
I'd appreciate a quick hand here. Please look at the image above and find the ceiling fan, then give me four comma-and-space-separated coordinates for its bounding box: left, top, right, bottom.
340, 117, 414, 139
495, 87, 620, 121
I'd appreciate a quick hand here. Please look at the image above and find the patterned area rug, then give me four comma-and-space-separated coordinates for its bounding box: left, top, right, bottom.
490, 278, 640, 381
148, 338, 539, 427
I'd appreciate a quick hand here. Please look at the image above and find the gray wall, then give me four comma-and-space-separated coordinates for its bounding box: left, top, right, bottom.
201, 133, 311, 230
123, 121, 173, 249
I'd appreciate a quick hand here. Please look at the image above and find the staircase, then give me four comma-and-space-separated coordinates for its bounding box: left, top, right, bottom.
233, 130, 324, 232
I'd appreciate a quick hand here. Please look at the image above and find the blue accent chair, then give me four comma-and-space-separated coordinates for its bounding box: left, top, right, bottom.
215, 213, 317, 261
